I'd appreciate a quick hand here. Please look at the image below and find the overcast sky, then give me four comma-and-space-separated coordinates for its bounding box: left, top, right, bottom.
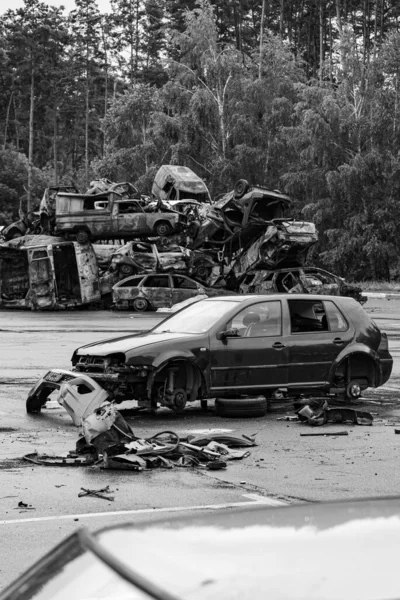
1, 0, 111, 15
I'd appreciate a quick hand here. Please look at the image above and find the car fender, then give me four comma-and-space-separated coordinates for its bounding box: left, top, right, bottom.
328, 343, 381, 383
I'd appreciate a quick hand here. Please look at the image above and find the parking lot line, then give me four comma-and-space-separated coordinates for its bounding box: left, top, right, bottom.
0, 494, 288, 526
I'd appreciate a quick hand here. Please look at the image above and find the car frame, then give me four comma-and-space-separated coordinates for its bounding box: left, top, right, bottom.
112, 272, 207, 311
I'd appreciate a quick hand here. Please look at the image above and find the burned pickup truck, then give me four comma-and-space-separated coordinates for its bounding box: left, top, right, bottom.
0, 235, 100, 310
55, 190, 185, 243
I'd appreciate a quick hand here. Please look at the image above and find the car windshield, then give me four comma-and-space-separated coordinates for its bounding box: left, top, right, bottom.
152, 299, 239, 334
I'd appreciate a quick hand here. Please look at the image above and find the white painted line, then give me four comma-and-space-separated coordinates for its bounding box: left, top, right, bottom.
0, 494, 287, 526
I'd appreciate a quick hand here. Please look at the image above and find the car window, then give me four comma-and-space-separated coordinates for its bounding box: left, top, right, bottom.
143, 275, 170, 288
288, 299, 329, 333
118, 276, 144, 288
324, 300, 349, 332
173, 276, 197, 290
118, 201, 142, 214
226, 301, 282, 337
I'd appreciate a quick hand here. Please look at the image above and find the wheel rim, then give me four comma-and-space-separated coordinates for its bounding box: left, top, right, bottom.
157, 224, 168, 236
348, 382, 361, 398
173, 389, 187, 412
133, 298, 147, 311
121, 264, 134, 275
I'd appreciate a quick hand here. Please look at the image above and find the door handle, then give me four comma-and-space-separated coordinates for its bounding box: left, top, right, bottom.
333, 338, 344, 345
272, 342, 286, 349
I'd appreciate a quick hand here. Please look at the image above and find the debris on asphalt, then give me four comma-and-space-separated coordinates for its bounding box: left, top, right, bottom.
16, 501, 35, 510
78, 486, 114, 501
300, 431, 349, 437
296, 402, 373, 427
22, 402, 255, 473
395, 429, 400, 434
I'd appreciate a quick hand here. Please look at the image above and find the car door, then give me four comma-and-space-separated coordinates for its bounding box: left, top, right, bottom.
171, 275, 202, 305
209, 300, 289, 393
116, 201, 146, 236
286, 298, 354, 389
140, 274, 173, 308
27, 247, 56, 309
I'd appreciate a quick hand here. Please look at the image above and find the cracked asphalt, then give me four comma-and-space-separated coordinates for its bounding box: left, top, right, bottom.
1, 297, 400, 590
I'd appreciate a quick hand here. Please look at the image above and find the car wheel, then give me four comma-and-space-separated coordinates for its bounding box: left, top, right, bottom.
194, 263, 212, 281
345, 380, 362, 400
171, 388, 187, 413
188, 220, 200, 238
76, 229, 89, 244
215, 397, 268, 418
155, 222, 172, 237
233, 179, 249, 199
119, 263, 135, 276
132, 297, 149, 312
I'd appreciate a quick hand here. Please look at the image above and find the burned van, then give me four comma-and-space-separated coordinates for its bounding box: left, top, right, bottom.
0, 235, 100, 310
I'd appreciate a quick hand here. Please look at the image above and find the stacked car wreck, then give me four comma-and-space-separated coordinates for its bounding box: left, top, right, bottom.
0, 166, 364, 311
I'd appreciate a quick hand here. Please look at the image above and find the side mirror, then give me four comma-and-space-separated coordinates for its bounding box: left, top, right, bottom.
217, 328, 240, 340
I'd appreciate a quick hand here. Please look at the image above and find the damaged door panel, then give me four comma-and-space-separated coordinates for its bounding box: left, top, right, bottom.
28, 248, 56, 309
0, 247, 30, 308
74, 242, 101, 304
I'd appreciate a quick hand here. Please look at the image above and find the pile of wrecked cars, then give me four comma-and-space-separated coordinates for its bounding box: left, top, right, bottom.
0, 165, 365, 311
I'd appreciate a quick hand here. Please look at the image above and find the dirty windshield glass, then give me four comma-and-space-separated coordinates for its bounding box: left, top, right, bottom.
152, 300, 239, 334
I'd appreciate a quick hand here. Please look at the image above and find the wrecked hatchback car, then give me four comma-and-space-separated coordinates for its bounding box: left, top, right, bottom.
189, 180, 292, 252
64, 294, 391, 413
238, 267, 366, 304
112, 272, 207, 311
55, 192, 184, 243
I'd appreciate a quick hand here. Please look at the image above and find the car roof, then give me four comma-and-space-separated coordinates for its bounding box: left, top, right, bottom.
204, 293, 351, 303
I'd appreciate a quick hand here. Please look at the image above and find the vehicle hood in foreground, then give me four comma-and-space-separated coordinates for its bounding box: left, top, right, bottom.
3, 497, 400, 600
75, 331, 196, 356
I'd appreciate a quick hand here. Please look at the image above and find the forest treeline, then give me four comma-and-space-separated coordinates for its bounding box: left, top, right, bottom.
1, 0, 400, 280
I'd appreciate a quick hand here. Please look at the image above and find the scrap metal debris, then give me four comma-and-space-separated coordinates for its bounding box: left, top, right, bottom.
22, 401, 255, 472
297, 403, 373, 426
300, 431, 349, 437
78, 486, 114, 501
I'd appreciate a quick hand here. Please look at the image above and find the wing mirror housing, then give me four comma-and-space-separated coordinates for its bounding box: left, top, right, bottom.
217, 328, 240, 341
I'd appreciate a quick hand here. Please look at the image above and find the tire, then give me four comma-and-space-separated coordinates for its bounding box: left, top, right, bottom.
345, 380, 362, 400
119, 263, 135, 276
26, 392, 47, 414
133, 297, 149, 312
233, 179, 249, 199
76, 229, 89, 244
194, 263, 212, 281
155, 222, 172, 237
215, 397, 268, 418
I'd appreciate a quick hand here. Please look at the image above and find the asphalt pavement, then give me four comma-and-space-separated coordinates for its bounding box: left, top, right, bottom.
1, 297, 400, 590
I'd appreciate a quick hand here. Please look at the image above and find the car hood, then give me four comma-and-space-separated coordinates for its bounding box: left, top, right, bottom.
4, 497, 400, 600
75, 331, 196, 356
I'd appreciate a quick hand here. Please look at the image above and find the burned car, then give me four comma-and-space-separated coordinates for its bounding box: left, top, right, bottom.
152, 165, 211, 203
112, 272, 207, 311
231, 220, 318, 274
239, 267, 366, 304
0, 235, 100, 310
189, 180, 292, 252
2, 211, 41, 241
35, 294, 391, 414
55, 192, 184, 244
107, 241, 190, 277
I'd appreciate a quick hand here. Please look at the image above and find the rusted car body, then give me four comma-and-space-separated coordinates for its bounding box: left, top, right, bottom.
231, 220, 318, 275
112, 272, 207, 311
152, 165, 211, 203
0, 235, 100, 310
189, 182, 292, 251
55, 193, 184, 243
59, 294, 392, 413
238, 266, 366, 303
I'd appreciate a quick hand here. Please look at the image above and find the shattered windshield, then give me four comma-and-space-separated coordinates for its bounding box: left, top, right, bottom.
152, 299, 239, 334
